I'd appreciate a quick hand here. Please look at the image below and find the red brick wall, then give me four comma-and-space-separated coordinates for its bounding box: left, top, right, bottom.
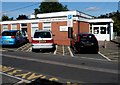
73, 21, 79, 35
17, 24, 20, 30
8, 24, 11, 30
51, 21, 89, 45
52, 21, 70, 45
79, 22, 89, 33
38, 22, 42, 30
27, 23, 32, 42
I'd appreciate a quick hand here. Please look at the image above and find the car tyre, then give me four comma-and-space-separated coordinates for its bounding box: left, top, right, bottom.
32, 48, 37, 52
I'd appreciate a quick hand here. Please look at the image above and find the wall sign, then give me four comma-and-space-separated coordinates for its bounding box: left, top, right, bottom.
60, 26, 68, 31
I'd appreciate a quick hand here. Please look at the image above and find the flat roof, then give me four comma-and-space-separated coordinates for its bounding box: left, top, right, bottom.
88, 18, 114, 23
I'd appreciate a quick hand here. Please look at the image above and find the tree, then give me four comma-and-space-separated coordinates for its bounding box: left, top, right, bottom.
16, 15, 28, 20
97, 10, 120, 36
2, 15, 9, 21
1, 15, 13, 21
34, 1, 69, 15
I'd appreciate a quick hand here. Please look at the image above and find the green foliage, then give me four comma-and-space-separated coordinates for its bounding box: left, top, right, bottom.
2, 15, 9, 21
97, 10, 120, 36
16, 15, 28, 20
1, 15, 13, 21
34, 2, 69, 15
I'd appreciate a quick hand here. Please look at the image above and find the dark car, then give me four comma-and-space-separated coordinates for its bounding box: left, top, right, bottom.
0, 30, 26, 47
70, 33, 99, 54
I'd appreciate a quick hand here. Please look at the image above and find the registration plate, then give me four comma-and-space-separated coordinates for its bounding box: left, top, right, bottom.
39, 40, 46, 43
3, 40, 9, 43
85, 43, 94, 46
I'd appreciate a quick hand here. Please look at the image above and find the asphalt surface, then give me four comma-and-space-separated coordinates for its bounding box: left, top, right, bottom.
2, 73, 20, 85
1, 51, 119, 84
0, 41, 119, 85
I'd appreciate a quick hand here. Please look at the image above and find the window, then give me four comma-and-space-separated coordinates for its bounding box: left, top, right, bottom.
34, 32, 51, 38
21, 23, 27, 29
43, 22, 51, 30
2, 25, 8, 31
93, 27, 99, 34
2, 31, 16, 36
31, 23, 38, 37
12, 24, 17, 30
100, 27, 106, 34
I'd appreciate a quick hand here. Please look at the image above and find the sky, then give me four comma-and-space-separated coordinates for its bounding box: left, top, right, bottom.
0, 0, 120, 19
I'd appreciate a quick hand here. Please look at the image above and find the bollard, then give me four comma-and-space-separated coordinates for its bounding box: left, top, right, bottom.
104, 39, 107, 48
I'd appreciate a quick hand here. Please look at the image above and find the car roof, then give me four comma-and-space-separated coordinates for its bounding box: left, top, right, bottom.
78, 33, 94, 36
3, 30, 20, 33
35, 30, 51, 32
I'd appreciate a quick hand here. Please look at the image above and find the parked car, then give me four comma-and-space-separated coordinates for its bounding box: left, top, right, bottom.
70, 33, 99, 54
0, 30, 26, 47
32, 30, 55, 52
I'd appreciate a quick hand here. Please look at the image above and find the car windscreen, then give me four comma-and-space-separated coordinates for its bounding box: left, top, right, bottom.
34, 32, 51, 38
2, 31, 16, 36
80, 34, 96, 41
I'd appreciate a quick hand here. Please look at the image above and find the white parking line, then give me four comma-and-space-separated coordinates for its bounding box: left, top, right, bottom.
63, 45, 64, 56
0, 72, 31, 83
68, 46, 74, 57
54, 45, 57, 55
98, 52, 111, 61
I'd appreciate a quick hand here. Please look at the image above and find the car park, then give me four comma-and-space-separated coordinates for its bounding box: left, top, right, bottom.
70, 33, 99, 54
0, 30, 26, 47
32, 30, 55, 52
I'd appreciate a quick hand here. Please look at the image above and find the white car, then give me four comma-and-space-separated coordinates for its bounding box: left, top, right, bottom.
32, 30, 55, 52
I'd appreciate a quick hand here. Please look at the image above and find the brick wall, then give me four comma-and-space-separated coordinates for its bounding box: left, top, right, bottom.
38, 22, 42, 30
79, 22, 89, 33
17, 23, 20, 30
52, 21, 70, 45
27, 23, 32, 42
8, 24, 11, 30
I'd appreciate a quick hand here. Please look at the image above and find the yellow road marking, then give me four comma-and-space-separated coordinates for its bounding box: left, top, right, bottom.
49, 77, 58, 81
1, 65, 14, 72
15, 72, 31, 79
1, 65, 60, 82
41, 76, 46, 79
7, 70, 22, 75
27, 73, 43, 80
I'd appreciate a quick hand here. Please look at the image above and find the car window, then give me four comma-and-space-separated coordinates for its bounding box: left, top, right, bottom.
80, 34, 96, 41
34, 32, 51, 38
2, 31, 16, 36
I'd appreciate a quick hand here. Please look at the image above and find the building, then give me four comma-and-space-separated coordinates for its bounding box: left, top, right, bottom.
0, 10, 114, 45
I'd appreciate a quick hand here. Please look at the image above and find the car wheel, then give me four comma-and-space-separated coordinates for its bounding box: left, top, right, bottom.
15, 41, 19, 48
32, 48, 36, 52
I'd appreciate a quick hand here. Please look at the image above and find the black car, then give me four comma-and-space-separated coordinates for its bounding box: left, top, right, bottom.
70, 33, 99, 54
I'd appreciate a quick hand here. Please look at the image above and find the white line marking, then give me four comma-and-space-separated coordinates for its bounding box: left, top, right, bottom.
26, 47, 32, 52
63, 45, 64, 56
98, 52, 111, 61
73, 56, 109, 61
0, 72, 31, 83
68, 46, 74, 57
1, 54, 118, 74
54, 45, 57, 55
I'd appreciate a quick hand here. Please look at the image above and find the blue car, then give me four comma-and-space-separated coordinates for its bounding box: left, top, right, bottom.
0, 30, 26, 47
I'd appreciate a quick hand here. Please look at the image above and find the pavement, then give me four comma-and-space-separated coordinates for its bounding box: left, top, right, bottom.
98, 37, 120, 61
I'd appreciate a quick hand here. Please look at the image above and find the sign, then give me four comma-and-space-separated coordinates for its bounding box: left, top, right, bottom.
67, 14, 73, 27
60, 26, 68, 31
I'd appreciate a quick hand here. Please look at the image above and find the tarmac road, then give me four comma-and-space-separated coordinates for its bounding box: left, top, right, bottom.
1, 51, 118, 84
